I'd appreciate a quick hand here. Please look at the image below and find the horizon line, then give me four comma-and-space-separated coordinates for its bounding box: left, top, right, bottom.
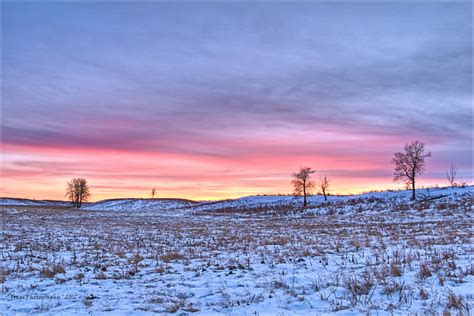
2, 183, 470, 203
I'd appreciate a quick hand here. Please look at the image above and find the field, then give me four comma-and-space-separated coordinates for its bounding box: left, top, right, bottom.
1, 187, 473, 315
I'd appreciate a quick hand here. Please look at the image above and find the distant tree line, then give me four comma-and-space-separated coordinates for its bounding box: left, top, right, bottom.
292, 140, 460, 207
65, 140, 462, 209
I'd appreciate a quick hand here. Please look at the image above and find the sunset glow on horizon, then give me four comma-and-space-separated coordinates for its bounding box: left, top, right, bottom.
2, 2, 472, 201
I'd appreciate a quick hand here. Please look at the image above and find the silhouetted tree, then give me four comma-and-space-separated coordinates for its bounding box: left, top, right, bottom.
446, 162, 457, 188
151, 188, 157, 199
319, 175, 330, 201
65, 178, 91, 208
292, 167, 315, 207
392, 140, 431, 200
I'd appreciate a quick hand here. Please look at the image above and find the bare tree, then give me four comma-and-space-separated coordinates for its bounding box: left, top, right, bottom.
65, 178, 91, 208
445, 162, 457, 188
292, 167, 316, 207
391, 140, 431, 200
319, 175, 330, 201
151, 188, 157, 199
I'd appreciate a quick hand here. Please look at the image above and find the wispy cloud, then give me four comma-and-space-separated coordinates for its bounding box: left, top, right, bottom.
2, 2, 472, 200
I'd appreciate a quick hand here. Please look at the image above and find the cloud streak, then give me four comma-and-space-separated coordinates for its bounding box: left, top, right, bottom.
2, 2, 472, 200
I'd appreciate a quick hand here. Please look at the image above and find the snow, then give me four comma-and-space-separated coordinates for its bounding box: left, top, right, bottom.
192, 186, 472, 213
0, 198, 71, 206
2, 186, 468, 212
83, 198, 197, 212
0, 186, 472, 315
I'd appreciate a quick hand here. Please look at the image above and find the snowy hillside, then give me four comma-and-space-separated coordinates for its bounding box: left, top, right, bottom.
0, 197, 71, 206
192, 186, 472, 212
83, 198, 197, 211
3, 186, 469, 213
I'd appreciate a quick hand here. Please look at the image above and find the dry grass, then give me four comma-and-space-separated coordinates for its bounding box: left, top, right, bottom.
390, 263, 402, 277
447, 292, 464, 310
160, 252, 184, 263
40, 268, 56, 278
1, 190, 472, 314
419, 262, 432, 280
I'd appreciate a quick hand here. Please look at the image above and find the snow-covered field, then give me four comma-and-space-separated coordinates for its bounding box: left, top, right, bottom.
1, 187, 472, 315
83, 198, 197, 212
0, 198, 71, 207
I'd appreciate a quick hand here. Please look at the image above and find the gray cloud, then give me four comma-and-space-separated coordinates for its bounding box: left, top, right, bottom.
3, 2, 472, 170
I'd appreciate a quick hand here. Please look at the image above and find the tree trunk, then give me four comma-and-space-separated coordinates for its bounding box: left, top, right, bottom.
323, 191, 327, 201
411, 179, 416, 200
303, 180, 307, 207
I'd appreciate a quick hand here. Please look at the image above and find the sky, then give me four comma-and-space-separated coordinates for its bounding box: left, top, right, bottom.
2, 2, 472, 201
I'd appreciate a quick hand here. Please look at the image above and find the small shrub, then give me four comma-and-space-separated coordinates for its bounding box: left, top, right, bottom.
40, 268, 56, 278
419, 288, 429, 300
447, 292, 463, 310
160, 252, 184, 263
438, 275, 446, 286
129, 253, 144, 272
53, 265, 65, 274
344, 274, 373, 301
116, 250, 126, 258
419, 263, 432, 279
390, 263, 402, 277
182, 305, 200, 312
166, 303, 180, 313
0, 269, 10, 283
74, 272, 85, 280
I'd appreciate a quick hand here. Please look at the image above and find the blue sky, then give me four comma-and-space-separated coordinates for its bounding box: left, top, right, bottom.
2, 2, 472, 199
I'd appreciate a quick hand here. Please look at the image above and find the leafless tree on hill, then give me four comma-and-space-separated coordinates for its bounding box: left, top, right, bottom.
392, 140, 431, 200
65, 178, 91, 208
446, 162, 457, 188
319, 175, 330, 201
292, 167, 316, 207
